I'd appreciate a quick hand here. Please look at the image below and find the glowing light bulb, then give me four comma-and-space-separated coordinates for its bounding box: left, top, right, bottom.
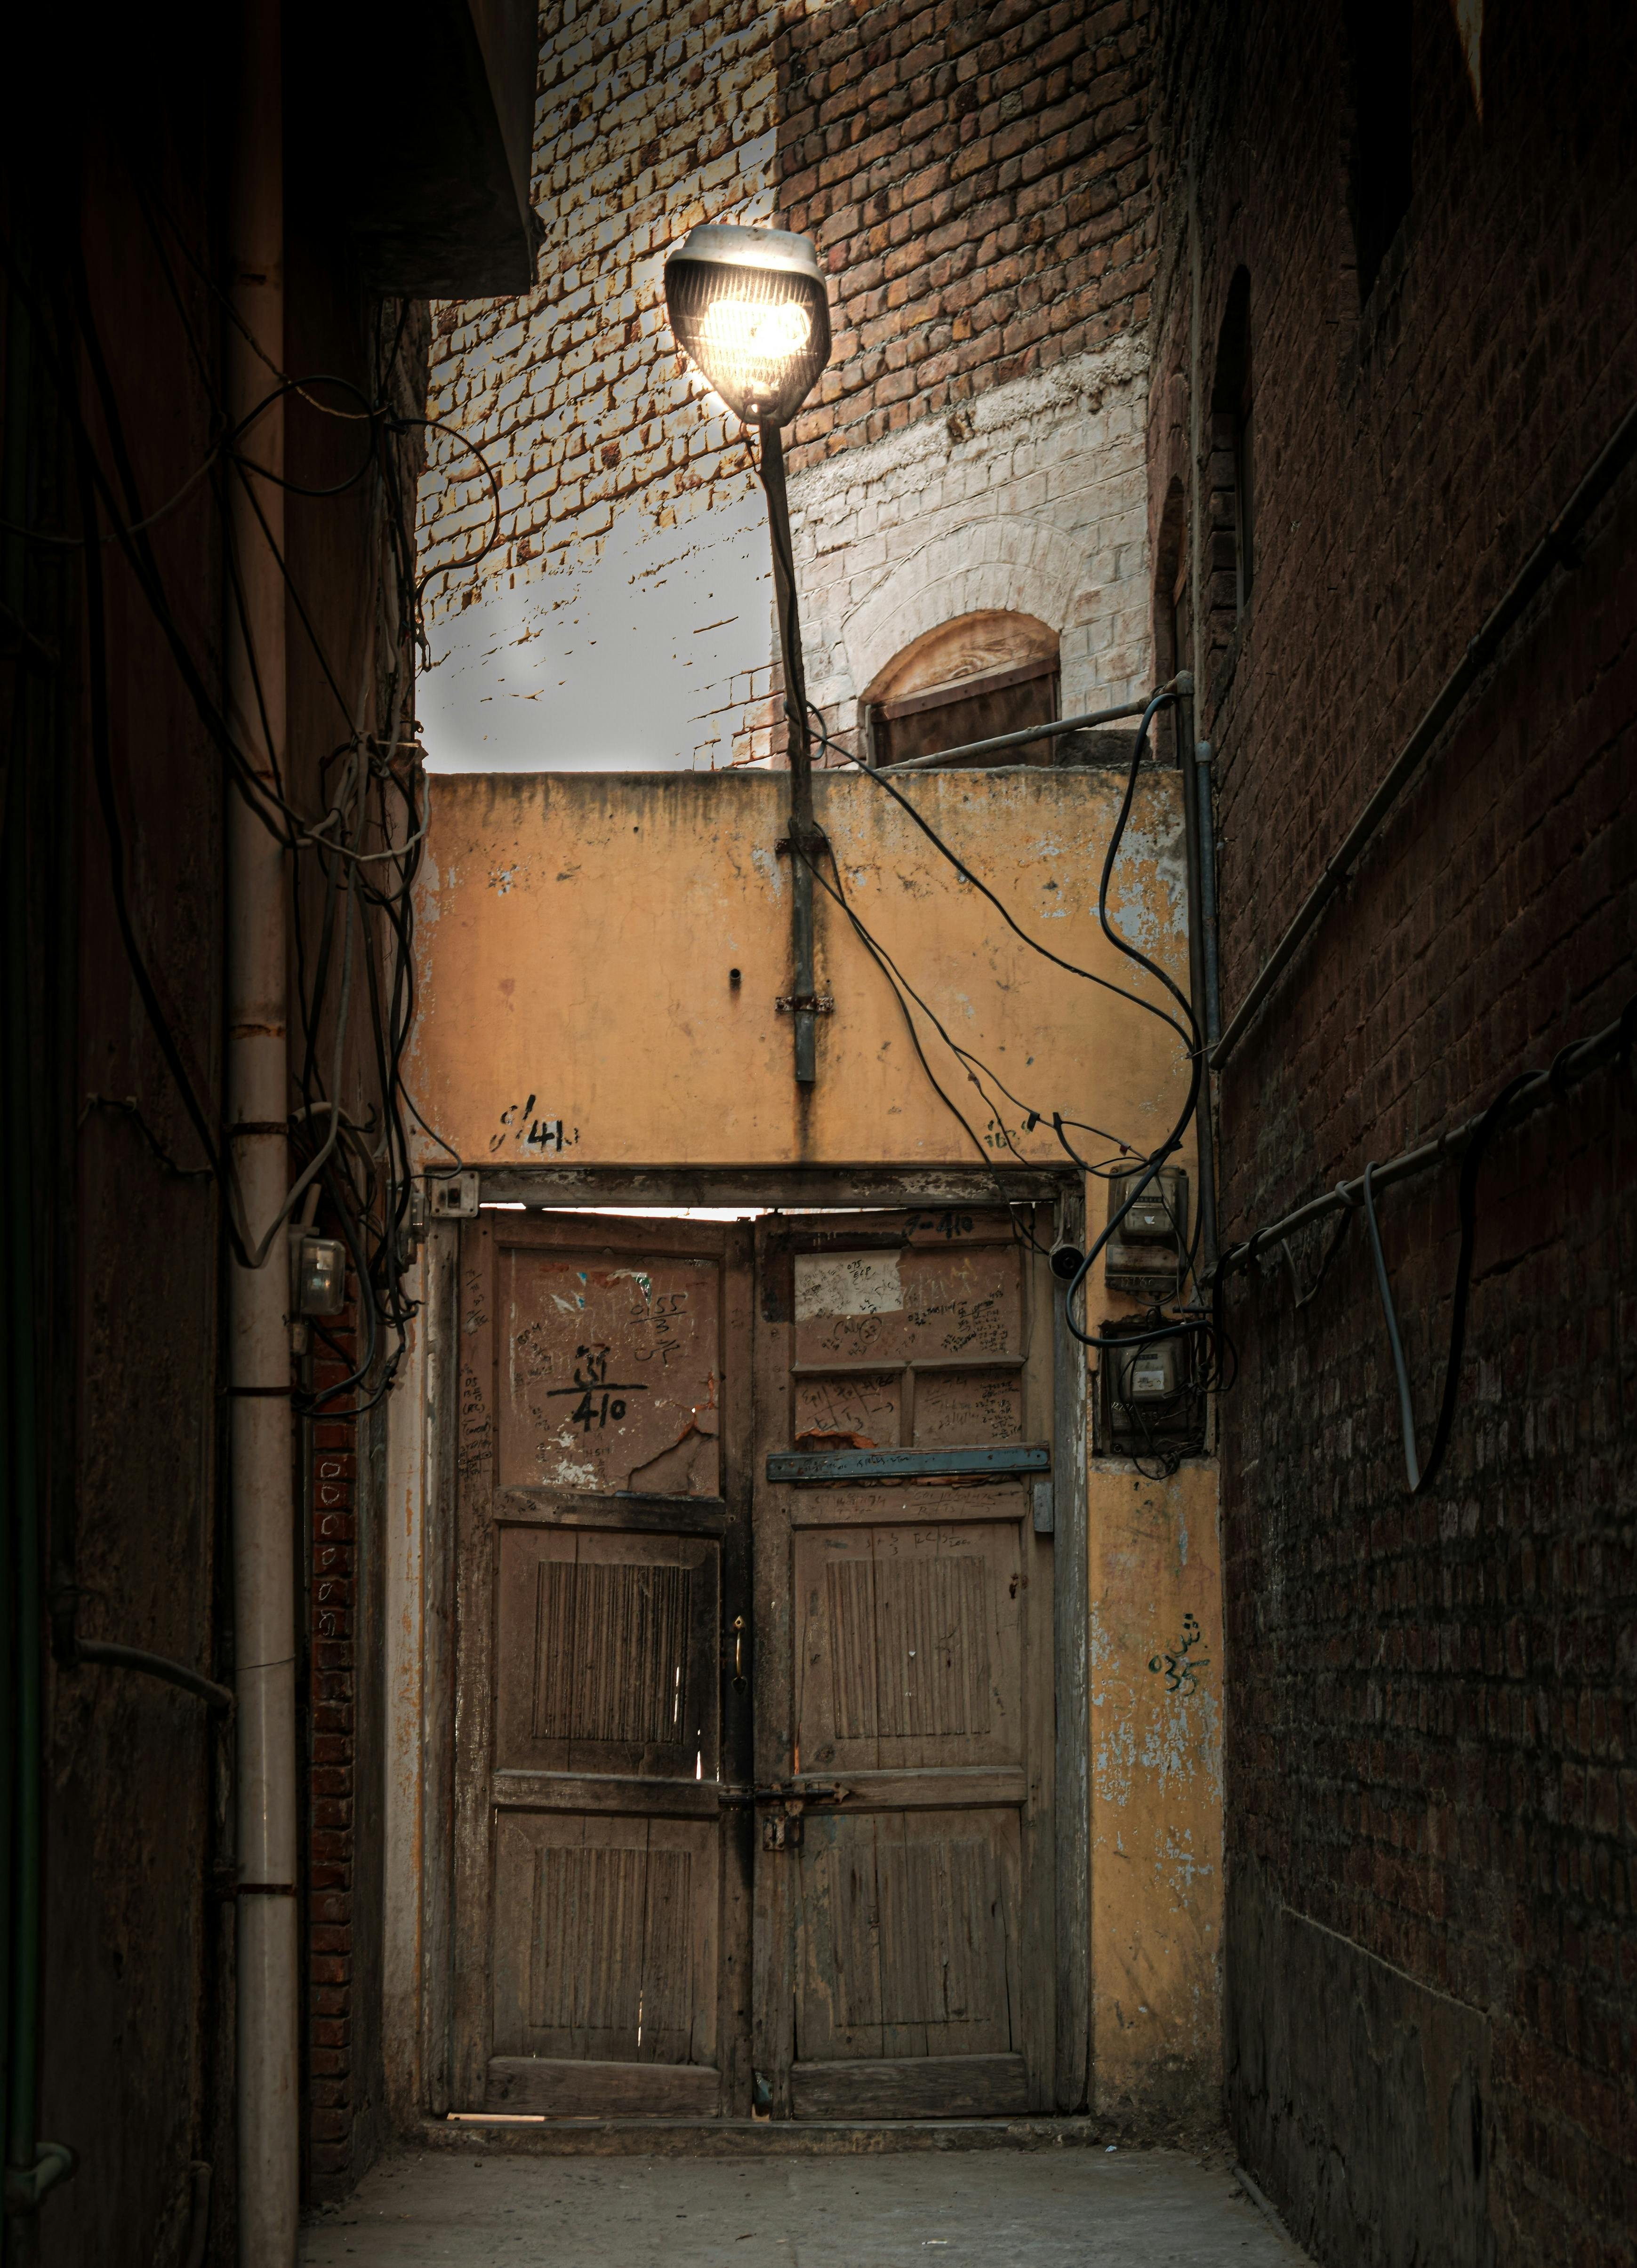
665, 224, 832, 427
699, 299, 813, 366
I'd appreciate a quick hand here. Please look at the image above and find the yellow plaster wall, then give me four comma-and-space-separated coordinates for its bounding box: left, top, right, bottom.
1089, 1462, 1224, 2124
410, 765, 1196, 1171
410, 762, 1222, 2123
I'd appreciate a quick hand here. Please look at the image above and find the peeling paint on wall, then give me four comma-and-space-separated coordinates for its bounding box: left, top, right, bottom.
409, 767, 1199, 1172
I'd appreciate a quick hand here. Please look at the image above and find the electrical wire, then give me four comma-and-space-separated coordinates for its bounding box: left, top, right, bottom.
1361, 1160, 1421, 1490
796, 683, 1218, 1359
1361, 1072, 1537, 1497
18, 189, 465, 1420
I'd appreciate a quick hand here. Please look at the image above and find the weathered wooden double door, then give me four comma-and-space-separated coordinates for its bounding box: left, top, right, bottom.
451, 1206, 1058, 2119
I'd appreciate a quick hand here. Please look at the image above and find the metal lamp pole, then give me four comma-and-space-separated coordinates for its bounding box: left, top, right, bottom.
663, 222, 833, 1089
757, 420, 820, 1086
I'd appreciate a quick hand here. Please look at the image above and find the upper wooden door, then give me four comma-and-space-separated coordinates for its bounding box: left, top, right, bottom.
450, 1211, 754, 2116
750, 1208, 1057, 2118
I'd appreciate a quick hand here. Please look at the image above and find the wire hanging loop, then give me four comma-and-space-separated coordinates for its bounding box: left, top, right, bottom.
1361, 1160, 1421, 1492
1362, 1069, 1536, 1498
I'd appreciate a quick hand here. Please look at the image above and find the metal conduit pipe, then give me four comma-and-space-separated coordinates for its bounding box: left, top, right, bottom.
878, 692, 1155, 773
225, 6, 299, 2260
1206, 998, 1636, 1286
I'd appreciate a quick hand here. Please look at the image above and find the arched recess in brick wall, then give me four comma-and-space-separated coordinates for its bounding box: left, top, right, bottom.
841, 519, 1083, 711
860, 609, 1060, 769
1153, 477, 1189, 764
1208, 268, 1253, 676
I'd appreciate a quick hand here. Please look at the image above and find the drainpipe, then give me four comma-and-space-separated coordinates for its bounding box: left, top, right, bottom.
1183, 142, 1219, 1273
226, 4, 299, 2261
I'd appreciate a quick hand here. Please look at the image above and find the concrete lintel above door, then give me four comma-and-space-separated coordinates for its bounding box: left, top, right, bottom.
473, 1165, 1073, 1211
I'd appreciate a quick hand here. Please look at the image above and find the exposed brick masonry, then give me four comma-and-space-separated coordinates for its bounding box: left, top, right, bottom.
778, 0, 1154, 470
1146, 1, 1637, 2260
306, 1315, 361, 2193
417, 0, 1158, 772
420, 0, 778, 610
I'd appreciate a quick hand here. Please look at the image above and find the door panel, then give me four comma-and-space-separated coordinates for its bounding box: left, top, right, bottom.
452, 1212, 753, 2118
753, 1208, 1057, 2119
793, 1808, 1020, 2059
495, 1525, 720, 1780
496, 1243, 722, 1495
793, 1522, 1022, 1772
491, 1810, 719, 2062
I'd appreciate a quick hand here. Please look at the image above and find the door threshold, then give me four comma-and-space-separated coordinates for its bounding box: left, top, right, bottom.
417, 2114, 1104, 2156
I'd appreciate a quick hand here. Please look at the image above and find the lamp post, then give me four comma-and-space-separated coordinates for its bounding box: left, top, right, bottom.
665, 224, 833, 1085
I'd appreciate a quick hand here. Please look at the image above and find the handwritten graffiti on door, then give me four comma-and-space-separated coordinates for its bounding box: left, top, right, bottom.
499, 1248, 722, 1495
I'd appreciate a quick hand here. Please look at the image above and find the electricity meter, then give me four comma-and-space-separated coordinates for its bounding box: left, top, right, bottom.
293, 1232, 348, 1317
1097, 1319, 1204, 1462
1105, 1166, 1189, 1292
1114, 1337, 1182, 1404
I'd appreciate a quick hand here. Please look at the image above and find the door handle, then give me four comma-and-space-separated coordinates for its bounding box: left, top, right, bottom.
731, 1615, 746, 1689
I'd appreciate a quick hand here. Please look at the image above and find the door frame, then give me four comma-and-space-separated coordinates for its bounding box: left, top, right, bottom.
403, 1165, 1089, 2120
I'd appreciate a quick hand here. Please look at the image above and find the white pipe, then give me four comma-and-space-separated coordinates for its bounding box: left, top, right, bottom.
226, 2, 298, 2260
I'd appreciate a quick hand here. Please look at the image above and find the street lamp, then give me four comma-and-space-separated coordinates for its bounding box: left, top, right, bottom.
665, 224, 833, 1085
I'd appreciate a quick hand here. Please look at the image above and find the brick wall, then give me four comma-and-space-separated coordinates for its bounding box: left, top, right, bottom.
777, 0, 1153, 471
787, 335, 1152, 752
304, 1308, 386, 2200
415, 0, 783, 771
1145, 1, 1637, 2260
417, 0, 1158, 773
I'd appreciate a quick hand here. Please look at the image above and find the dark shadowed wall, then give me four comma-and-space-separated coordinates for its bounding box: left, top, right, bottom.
1146, 1, 1637, 2260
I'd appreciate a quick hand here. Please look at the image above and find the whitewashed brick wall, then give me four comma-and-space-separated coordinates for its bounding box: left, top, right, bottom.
787, 337, 1154, 755
416, 0, 786, 771
415, 2, 1154, 773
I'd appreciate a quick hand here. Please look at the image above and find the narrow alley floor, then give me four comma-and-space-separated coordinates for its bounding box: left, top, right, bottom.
300, 2145, 1311, 2266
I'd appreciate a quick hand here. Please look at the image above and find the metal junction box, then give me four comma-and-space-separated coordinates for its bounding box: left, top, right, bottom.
1103, 1166, 1189, 1294
1096, 1317, 1205, 1463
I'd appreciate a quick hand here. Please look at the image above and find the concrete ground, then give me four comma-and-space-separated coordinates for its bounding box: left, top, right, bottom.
302, 2147, 1311, 2266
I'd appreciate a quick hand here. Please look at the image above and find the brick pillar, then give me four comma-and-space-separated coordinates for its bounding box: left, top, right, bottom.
306, 1310, 357, 2190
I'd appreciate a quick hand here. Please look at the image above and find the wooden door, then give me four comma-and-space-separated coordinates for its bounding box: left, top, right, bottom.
750, 1208, 1057, 2118
450, 1211, 754, 2116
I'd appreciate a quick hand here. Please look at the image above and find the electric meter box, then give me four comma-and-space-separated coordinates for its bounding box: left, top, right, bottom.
1096, 1319, 1205, 1462
1104, 1166, 1189, 1292
290, 1231, 348, 1317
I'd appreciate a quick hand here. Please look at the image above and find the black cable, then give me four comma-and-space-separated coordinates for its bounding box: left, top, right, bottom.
797, 663, 1193, 1038
42, 202, 452, 1413
803, 703, 1140, 1157
1056, 691, 1205, 1350
799, 692, 1210, 1305
1361, 1160, 1420, 1490
1362, 1073, 1537, 1496
79, 1094, 213, 1181
1281, 1203, 1354, 1310
70, 407, 254, 1264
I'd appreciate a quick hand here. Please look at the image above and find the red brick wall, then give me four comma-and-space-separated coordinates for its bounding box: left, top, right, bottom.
307, 1323, 359, 2193
303, 1304, 386, 2201
777, 0, 1156, 468
1146, 1, 1637, 2260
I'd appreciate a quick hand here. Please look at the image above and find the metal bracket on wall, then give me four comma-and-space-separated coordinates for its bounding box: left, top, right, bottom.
775, 993, 834, 1015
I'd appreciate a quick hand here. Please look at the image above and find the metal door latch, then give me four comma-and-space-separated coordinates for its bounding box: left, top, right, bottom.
718, 1779, 851, 1848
